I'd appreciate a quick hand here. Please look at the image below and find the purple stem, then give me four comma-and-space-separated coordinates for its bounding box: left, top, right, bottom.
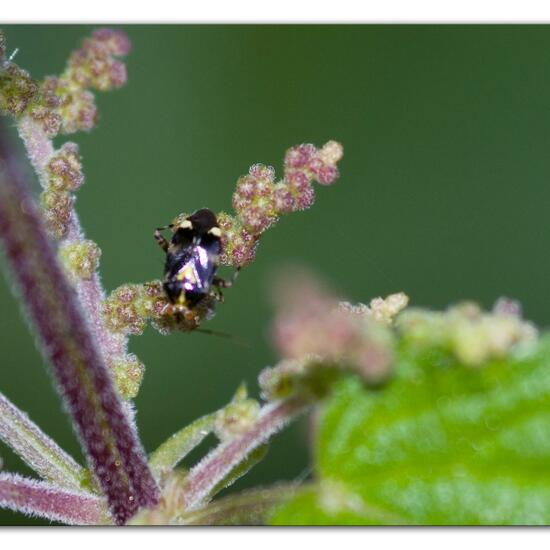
0, 121, 159, 524
181, 397, 309, 511
0, 392, 85, 490
17, 114, 129, 371
0, 473, 108, 525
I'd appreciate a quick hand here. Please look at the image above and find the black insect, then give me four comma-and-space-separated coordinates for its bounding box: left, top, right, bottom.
154, 208, 231, 311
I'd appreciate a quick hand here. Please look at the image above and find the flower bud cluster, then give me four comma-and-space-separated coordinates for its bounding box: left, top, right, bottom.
0, 61, 38, 117
0, 32, 60, 135
47, 28, 131, 135
40, 142, 84, 238
67, 28, 131, 91
0, 29, 130, 136
217, 212, 259, 267
220, 141, 343, 268
102, 283, 149, 335
340, 292, 409, 325
111, 353, 145, 400
232, 163, 278, 234
397, 299, 538, 367
38, 77, 95, 135
58, 239, 101, 281
25, 78, 63, 137
265, 274, 396, 398
102, 280, 217, 337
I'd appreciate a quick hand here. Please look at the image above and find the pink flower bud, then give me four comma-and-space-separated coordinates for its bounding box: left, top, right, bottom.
92, 28, 132, 57
284, 143, 317, 168
316, 164, 339, 185
227, 141, 343, 265
273, 183, 295, 213
232, 164, 279, 235
67, 30, 130, 92
271, 271, 394, 383
217, 212, 259, 267
47, 143, 84, 191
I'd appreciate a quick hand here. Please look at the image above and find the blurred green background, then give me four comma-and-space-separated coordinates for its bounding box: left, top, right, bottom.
2, 25, 550, 525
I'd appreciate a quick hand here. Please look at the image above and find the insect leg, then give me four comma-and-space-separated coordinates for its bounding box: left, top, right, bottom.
154, 224, 173, 252
212, 267, 241, 289
211, 286, 225, 304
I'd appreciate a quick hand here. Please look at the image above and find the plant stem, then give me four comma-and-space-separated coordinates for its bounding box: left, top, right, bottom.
0, 392, 86, 490
16, 115, 54, 184
0, 120, 159, 524
209, 444, 268, 498
149, 411, 218, 480
177, 484, 299, 525
16, 114, 129, 370
181, 396, 310, 511
0, 472, 110, 525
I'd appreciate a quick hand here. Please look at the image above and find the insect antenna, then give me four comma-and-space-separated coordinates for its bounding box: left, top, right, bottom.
194, 327, 250, 348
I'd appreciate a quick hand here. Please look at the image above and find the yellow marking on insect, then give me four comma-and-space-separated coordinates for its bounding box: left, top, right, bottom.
176, 264, 197, 284
176, 293, 188, 306
178, 220, 193, 230
208, 226, 222, 237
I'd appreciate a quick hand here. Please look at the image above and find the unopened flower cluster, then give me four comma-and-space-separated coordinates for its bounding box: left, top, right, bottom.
396, 297, 538, 367
0, 37, 38, 119
219, 141, 343, 267
1, 29, 130, 241
40, 143, 84, 237
260, 272, 539, 399
0, 28, 130, 136
259, 275, 403, 400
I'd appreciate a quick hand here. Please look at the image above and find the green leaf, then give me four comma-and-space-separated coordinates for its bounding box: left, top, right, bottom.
272, 336, 550, 524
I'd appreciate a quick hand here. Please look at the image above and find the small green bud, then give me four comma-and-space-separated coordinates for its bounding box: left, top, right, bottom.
214, 385, 261, 441
111, 354, 145, 400
59, 239, 101, 281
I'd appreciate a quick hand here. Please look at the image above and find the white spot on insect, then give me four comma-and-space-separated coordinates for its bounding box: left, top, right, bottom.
197, 246, 209, 269
208, 226, 222, 237
179, 219, 193, 229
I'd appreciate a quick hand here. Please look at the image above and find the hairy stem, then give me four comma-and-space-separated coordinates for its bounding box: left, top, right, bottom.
16, 115, 54, 184
16, 114, 128, 371
0, 121, 159, 524
0, 472, 110, 525
177, 484, 299, 525
149, 411, 218, 481
181, 396, 310, 511
209, 444, 268, 498
0, 392, 86, 491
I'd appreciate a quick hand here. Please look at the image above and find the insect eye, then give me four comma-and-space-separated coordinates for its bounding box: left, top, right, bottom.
208, 226, 221, 238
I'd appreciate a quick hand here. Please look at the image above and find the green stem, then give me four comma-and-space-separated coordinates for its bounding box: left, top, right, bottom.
176, 484, 300, 525
209, 444, 268, 498
181, 396, 311, 511
149, 411, 218, 480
